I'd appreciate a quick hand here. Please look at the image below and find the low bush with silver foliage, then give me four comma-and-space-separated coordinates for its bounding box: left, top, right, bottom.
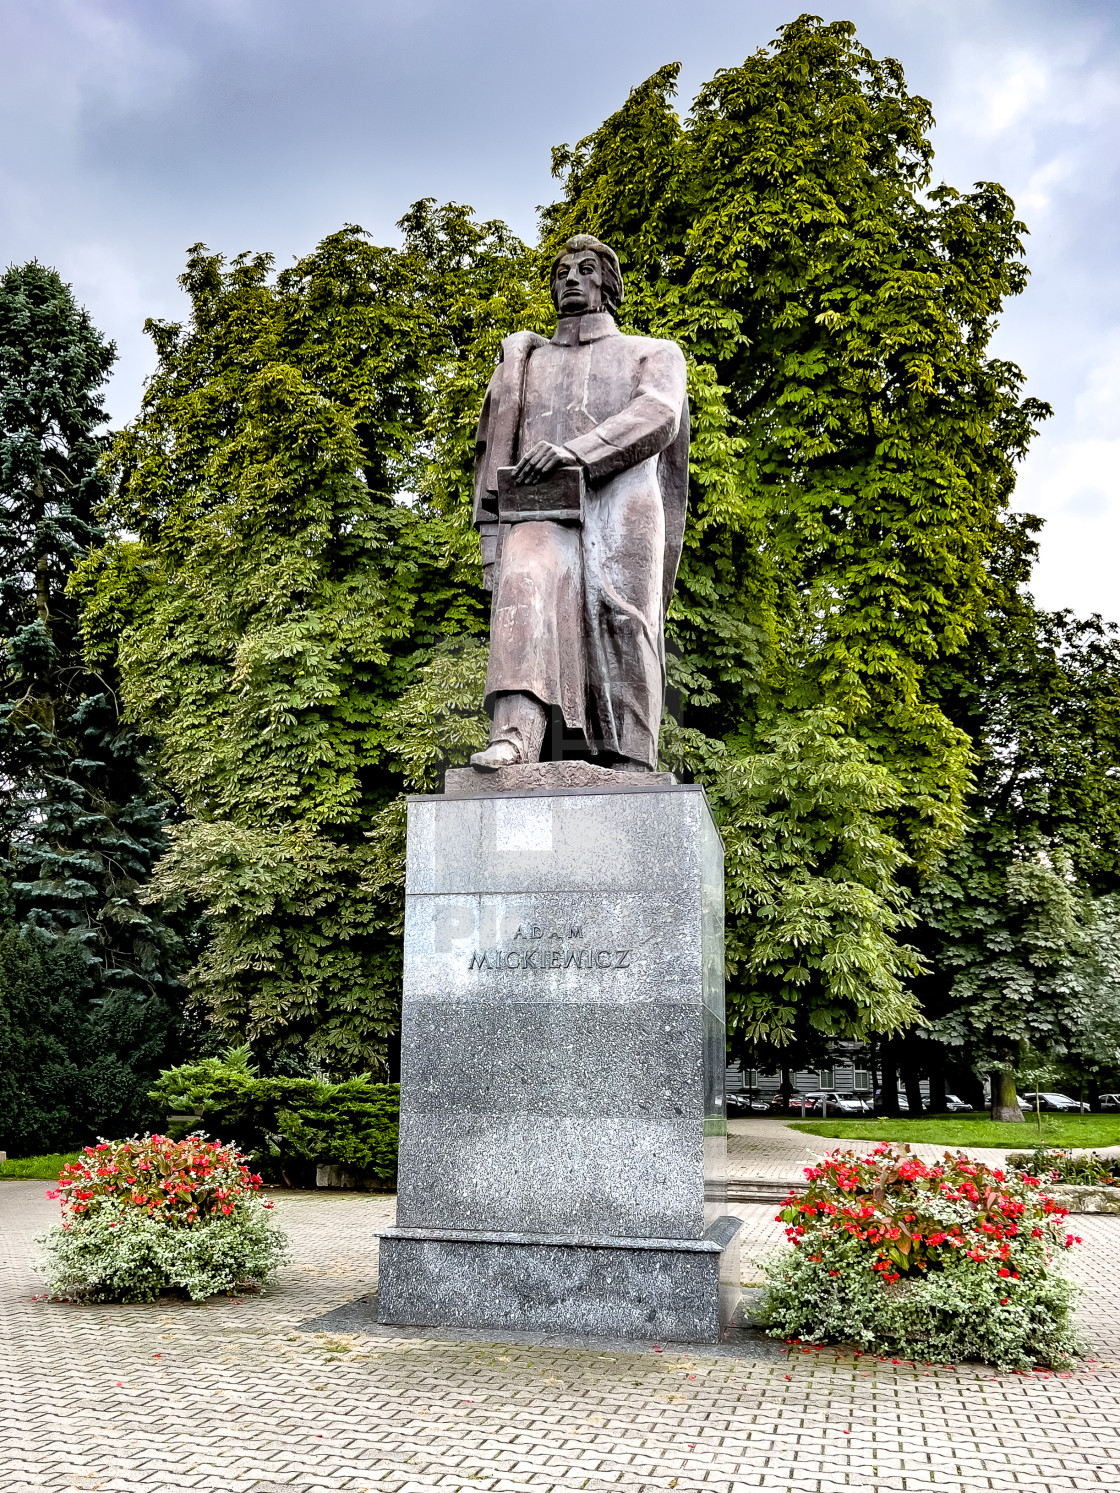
34, 1134, 290, 1303
761, 1144, 1083, 1369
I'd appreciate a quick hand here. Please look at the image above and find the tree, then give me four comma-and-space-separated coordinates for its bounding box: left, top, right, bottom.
76, 19, 1053, 1065
1065, 895, 1120, 1096
718, 709, 922, 1044
0, 923, 182, 1153
74, 218, 515, 1075
0, 262, 186, 1144
910, 519, 1120, 1117
534, 16, 1048, 1043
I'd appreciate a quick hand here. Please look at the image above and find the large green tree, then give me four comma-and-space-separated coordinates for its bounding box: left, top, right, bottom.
74, 213, 527, 1074
906, 519, 1120, 1116
0, 262, 185, 1148
79, 17, 1052, 1068
533, 16, 1049, 1045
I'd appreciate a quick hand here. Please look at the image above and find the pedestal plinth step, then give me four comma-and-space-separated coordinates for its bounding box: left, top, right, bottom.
726, 1177, 807, 1205
376, 1217, 744, 1344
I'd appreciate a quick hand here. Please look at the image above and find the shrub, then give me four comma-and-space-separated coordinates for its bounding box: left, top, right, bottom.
34, 1134, 290, 1302
148, 1048, 399, 1187
1007, 1147, 1119, 1187
762, 1144, 1083, 1369
0, 928, 182, 1155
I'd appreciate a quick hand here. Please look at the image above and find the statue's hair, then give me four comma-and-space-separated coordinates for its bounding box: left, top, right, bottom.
550, 235, 624, 314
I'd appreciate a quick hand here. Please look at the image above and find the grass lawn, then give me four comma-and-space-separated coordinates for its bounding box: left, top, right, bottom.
787, 1113, 1120, 1150
0, 1152, 80, 1181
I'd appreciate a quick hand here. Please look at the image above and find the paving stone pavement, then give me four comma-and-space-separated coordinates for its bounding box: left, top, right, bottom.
2, 1153, 1119, 1493
726, 1119, 1067, 1181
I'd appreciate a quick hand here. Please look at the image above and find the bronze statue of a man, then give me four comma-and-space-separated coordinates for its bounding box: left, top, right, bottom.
470, 235, 689, 772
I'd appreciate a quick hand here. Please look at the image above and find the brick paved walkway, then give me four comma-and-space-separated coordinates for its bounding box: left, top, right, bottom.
726, 1118, 1076, 1181
3, 1150, 1119, 1492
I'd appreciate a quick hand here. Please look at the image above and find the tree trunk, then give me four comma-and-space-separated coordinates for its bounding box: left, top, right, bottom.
990, 1070, 1023, 1122
947, 1062, 985, 1111
879, 1046, 901, 1117
902, 1065, 924, 1119
869, 1036, 879, 1111
33, 474, 56, 734
780, 1066, 793, 1104
926, 1057, 947, 1115
36, 551, 50, 628
33, 471, 51, 630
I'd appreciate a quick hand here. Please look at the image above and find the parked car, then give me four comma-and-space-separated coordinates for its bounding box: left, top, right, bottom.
840, 1092, 874, 1115
1019, 1091, 1083, 1113
944, 1093, 974, 1112
769, 1092, 818, 1114
804, 1090, 872, 1116
1099, 1093, 1120, 1112
726, 1089, 773, 1115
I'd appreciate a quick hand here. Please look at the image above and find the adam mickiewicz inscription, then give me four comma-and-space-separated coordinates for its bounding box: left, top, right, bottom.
469, 947, 632, 971
467, 923, 632, 971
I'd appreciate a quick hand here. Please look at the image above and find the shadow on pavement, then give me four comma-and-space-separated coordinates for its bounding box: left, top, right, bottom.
298, 1288, 789, 1359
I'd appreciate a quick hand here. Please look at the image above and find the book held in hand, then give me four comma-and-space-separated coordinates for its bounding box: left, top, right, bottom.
497, 465, 584, 525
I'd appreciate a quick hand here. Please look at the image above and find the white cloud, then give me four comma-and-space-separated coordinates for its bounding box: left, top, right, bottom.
971, 52, 1051, 137
1074, 334, 1120, 437
1019, 154, 1076, 213
1015, 433, 1120, 614
942, 30, 1120, 145
925, 7, 1120, 620
1012, 335, 1120, 617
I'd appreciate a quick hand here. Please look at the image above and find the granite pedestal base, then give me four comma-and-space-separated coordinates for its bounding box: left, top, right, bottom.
378, 1217, 742, 1342
377, 765, 741, 1343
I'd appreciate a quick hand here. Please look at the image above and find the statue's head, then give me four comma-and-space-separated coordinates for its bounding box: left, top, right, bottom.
550, 235, 624, 318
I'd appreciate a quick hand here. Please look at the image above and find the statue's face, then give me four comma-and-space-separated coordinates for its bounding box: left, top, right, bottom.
554, 250, 604, 315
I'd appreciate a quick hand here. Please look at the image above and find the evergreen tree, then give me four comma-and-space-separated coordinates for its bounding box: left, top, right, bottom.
0, 924, 178, 1152
0, 262, 185, 1149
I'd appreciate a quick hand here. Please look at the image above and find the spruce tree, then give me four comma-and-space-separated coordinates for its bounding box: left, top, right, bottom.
0, 261, 185, 1150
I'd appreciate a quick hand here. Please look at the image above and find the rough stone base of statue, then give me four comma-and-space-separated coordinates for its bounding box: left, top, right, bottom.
376, 760, 742, 1343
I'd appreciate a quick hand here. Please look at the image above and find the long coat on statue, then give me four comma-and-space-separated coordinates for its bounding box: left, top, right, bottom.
472, 311, 689, 769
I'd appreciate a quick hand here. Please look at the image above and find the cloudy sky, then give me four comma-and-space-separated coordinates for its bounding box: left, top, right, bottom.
3, 0, 1118, 619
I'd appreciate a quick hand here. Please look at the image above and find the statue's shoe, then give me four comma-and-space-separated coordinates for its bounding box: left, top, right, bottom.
469, 741, 522, 771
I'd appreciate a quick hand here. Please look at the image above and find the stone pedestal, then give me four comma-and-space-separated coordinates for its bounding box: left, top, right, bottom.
376, 765, 741, 1342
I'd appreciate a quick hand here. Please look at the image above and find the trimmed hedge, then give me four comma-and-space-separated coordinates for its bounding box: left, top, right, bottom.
1007, 1147, 1119, 1186
149, 1048, 398, 1188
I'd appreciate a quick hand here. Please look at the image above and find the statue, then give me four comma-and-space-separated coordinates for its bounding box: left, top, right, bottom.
469, 235, 689, 772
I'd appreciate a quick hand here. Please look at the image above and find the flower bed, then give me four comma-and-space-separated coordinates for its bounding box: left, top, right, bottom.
35, 1135, 290, 1303
762, 1144, 1083, 1369
1006, 1147, 1118, 1187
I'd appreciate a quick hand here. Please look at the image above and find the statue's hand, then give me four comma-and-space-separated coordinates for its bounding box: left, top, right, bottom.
513, 441, 580, 485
